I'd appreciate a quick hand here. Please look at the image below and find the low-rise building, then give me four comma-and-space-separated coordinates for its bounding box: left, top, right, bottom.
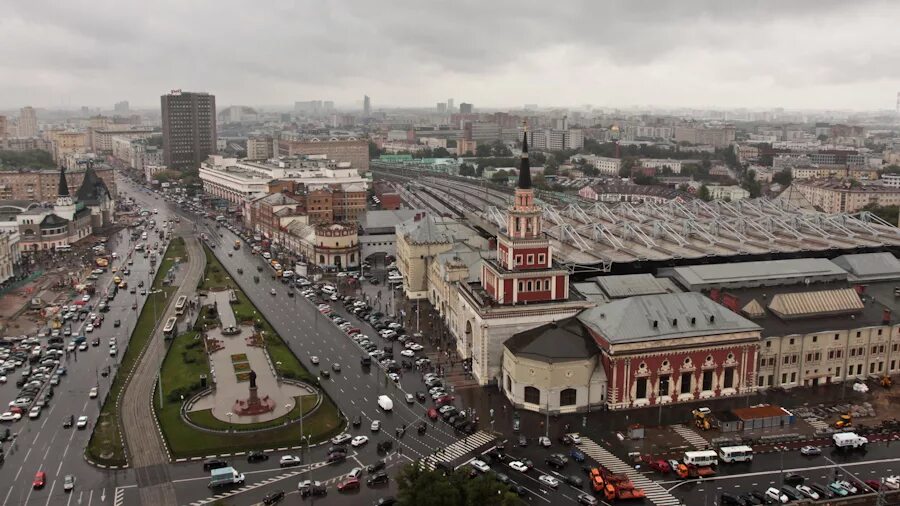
571, 155, 621, 176
790, 179, 900, 213
578, 182, 686, 204
639, 158, 682, 174
707, 185, 750, 201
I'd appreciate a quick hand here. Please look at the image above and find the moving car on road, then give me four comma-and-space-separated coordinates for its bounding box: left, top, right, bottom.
33, 471, 46, 489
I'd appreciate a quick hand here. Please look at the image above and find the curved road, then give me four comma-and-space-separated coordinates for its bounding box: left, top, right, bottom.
119, 228, 205, 505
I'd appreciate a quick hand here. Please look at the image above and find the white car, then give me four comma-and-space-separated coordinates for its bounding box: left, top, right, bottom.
370, 420, 381, 432
508, 461, 528, 473
310, 356, 320, 365
28, 406, 40, 419
796, 484, 819, 500
85, 324, 94, 333
538, 436, 551, 447
82, 295, 91, 303
408, 343, 424, 351
279, 455, 301, 467
78, 343, 88, 351
347, 467, 363, 479
765, 487, 788, 504
76, 416, 88, 429
387, 373, 400, 382
109, 347, 118, 356
89, 387, 98, 398
331, 433, 352, 445
566, 433, 582, 444
0, 412, 21, 422
351, 435, 369, 447
0, 376, 5, 384
470, 459, 490, 473
67, 343, 76, 352
400, 349, 415, 357
538, 475, 559, 488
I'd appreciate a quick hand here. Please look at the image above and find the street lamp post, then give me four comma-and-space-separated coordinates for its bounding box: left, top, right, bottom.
226, 411, 234, 432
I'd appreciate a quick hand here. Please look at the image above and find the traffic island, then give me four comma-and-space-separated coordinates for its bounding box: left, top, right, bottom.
152, 246, 344, 459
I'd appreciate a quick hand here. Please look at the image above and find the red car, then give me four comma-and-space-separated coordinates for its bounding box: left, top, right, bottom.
427, 408, 438, 420
337, 478, 360, 492
33, 471, 46, 489
435, 395, 455, 406
9, 406, 23, 415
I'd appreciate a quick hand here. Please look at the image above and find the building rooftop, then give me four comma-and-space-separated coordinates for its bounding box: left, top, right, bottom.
664, 258, 848, 291
831, 252, 900, 282
397, 213, 477, 245
74, 166, 110, 206
589, 273, 681, 299
578, 292, 761, 345
716, 280, 891, 338
503, 317, 599, 362
767, 287, 864, 320
360, 209, 423, 234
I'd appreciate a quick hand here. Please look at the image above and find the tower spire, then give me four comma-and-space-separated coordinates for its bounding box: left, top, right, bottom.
518, 121, 532, 190
58, 166, 70, 197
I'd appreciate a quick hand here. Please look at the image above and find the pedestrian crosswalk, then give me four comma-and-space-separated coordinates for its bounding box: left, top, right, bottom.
420, 431, 496, 471
671, 424, 710, 449
578, 437, 683, 506
805, 418, 830, 432
187, 461, 329, 506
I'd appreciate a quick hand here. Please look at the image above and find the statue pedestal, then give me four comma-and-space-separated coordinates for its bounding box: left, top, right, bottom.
233, 386, 276, 416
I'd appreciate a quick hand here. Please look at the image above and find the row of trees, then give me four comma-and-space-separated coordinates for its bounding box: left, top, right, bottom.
0, 149, 56, 170
396, 462, 525, 506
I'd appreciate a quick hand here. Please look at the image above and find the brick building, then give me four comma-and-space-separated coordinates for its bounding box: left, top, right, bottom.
0, 166, 116, 202
276, 136, 369, 170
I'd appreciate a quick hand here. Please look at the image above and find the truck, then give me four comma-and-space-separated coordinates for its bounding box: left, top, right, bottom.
208, 467, 245, 488
377, 395, 393, 411
833, 432, 868, 449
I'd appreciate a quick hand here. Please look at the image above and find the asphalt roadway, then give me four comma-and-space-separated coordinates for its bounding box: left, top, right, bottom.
0, 172, 174, 505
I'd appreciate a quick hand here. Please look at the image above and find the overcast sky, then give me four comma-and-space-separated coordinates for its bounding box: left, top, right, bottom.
2, 0, 899, 112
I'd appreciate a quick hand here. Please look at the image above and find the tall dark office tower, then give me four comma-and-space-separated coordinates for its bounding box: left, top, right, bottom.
160, 90, 217, 170
363, 95, 371, 117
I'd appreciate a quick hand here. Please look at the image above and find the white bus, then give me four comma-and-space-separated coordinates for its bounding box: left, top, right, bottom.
683, 450, 718, 467
717, 445, 753, 463
174, 295, 187, 316
163, 317, 177, 338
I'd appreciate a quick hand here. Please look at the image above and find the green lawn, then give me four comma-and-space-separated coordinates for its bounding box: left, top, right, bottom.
152, 245, 344, 458
85, 237, 186, 467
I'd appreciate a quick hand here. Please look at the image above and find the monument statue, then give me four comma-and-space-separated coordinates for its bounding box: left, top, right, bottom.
249, 369, 257, 389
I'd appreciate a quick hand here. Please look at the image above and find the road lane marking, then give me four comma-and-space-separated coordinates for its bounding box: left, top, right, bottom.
664, 455, 900, 491
44, 481, 57, 506
2, 485, 13, 506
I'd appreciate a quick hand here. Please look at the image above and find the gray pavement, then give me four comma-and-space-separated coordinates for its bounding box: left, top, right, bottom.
120, 229, 204, 506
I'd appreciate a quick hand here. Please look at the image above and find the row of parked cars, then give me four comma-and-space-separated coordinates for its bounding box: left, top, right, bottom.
721, 473, 898, 505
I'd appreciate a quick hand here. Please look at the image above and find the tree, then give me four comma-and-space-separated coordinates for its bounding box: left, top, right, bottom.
458, 163, 475, 177
699, 184, 711, 201
740, 169, 762, 198
861, 203, 899, 226
368, 140, 383, 159
491, 170, 510, 183
817, 134, 829, 143
396, 463, 523, 506
0, 150, 56, 170
491, 141, 512, 157
722, 147, 739, 169
772, 170, 793, 186
882, 164, 900, 175
475, 144, 493, 158
432, 147, 452, 158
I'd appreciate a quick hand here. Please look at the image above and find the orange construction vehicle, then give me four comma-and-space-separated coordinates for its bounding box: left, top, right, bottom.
674, 463, 716, 479
591, 466, 646, 501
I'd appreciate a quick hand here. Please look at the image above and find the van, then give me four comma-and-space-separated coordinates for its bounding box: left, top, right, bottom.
833, 432, 868, 449
321, 285, 336, 295
377, 395, 393, 411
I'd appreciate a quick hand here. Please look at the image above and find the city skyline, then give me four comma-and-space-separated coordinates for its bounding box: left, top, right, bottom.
3, 0, 900, 111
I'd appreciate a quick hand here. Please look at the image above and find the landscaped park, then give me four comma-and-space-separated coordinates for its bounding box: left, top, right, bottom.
153, 246, 344, 459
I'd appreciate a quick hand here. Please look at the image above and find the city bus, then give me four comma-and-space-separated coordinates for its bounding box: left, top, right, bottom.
683, 450, 718, 467
174, 295, 187, 316
717, 445, 754, 463
163, 316, 177, 338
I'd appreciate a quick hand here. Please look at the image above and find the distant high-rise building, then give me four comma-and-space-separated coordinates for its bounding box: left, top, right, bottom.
0, 116, 7, 139
324, 101, 335, 112
160, 90, 217, 170
363, 95, 371, 116
437, 102, 447, 113
897, 92, 899, 114
295, 100, 324, 115
18, 106, 37, 138
114, 101, 130, 114
447, 98, 455, 112
459, 102, 473, 114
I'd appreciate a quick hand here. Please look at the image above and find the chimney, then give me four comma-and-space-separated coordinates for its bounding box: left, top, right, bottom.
690, 317, 696, 326
883, 309, 892, 325
672, 318, 678, 327
709, 315, 716, 324
652, 320, 658, 329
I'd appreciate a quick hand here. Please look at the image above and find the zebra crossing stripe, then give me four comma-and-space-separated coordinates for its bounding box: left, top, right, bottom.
671, 424, 710, 449
578, 437, 684, 506
420, 431, 496, 471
